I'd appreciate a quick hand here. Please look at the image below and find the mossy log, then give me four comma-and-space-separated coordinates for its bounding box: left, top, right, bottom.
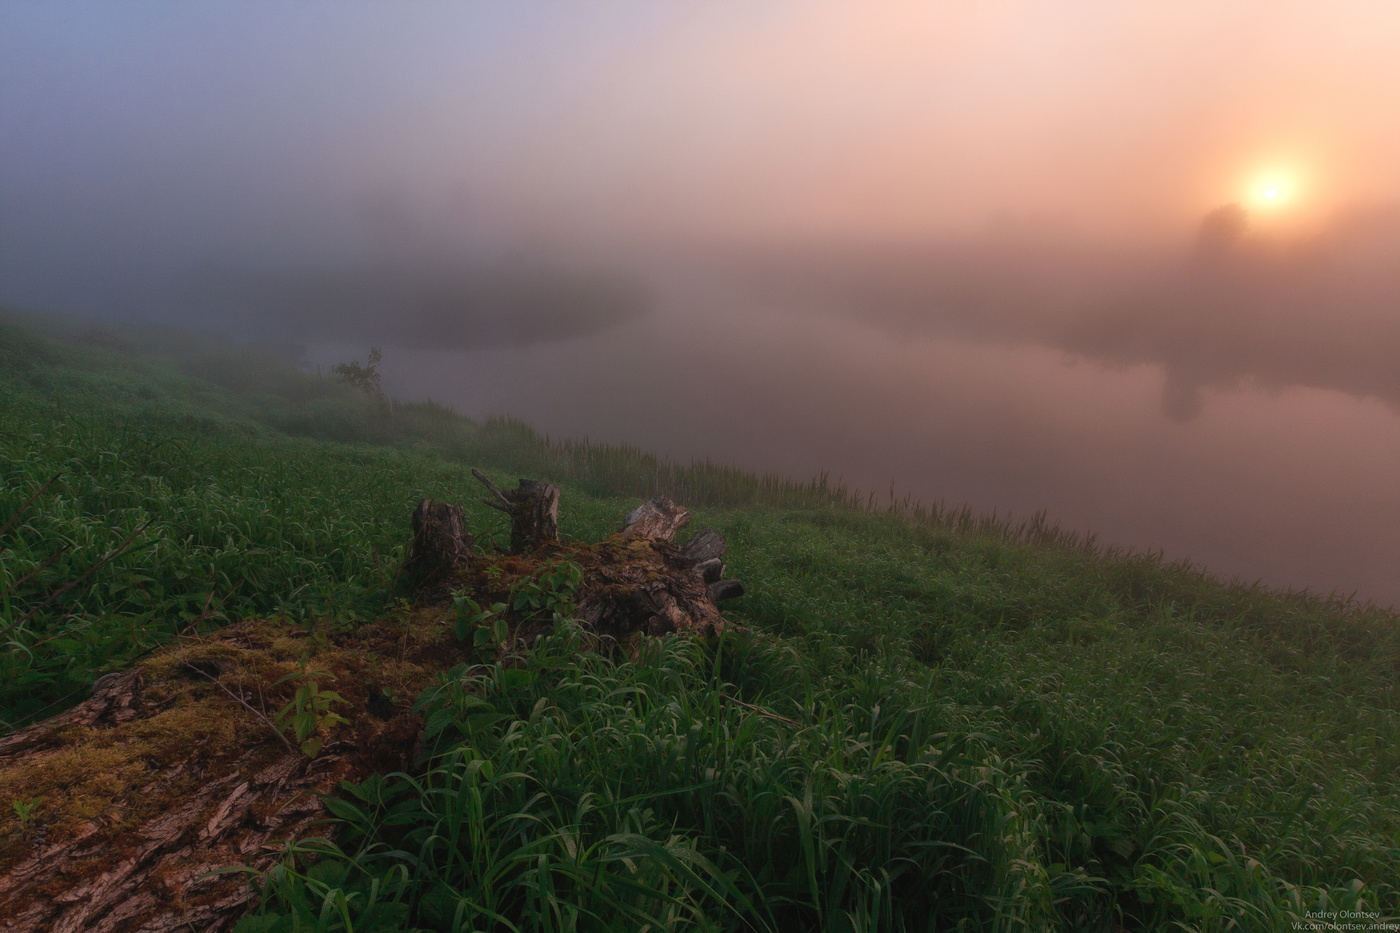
0, 486, 743, 932
0, 616, 452, 933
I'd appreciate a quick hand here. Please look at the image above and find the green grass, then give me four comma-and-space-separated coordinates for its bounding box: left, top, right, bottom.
2, 309, 1397, 930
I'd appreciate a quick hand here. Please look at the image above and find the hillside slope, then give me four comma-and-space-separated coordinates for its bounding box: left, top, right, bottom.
1, 311, 1396, 931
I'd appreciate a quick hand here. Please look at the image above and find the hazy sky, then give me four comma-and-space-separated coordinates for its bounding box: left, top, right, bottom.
4, 2, 1400, 604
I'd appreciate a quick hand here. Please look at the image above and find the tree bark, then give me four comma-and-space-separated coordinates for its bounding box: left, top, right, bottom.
618, 496, 691, 542
505, 480, 560, 553
0, 621, 447, 933
471, 470, 560, 554
403, 498, 472, 589
680, 527, 727, 563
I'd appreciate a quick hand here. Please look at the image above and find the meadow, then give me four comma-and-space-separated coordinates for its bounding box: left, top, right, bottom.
1, 309, 1396, 931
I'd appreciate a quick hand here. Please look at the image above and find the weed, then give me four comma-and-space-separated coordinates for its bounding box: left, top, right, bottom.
10, 797, 41, 838
451, 594, 509, 662
509, 558, 584, 622
274, 664, 350, 758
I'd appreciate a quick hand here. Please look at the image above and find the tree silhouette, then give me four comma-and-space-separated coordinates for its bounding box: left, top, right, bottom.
331, 347, 384, 399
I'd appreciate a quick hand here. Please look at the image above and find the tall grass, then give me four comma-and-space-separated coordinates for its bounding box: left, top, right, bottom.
240, 625, 1067, 931
3, 311, 1398, 929
239, 616, 1396, 931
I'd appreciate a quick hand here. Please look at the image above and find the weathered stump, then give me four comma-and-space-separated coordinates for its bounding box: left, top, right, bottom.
505, 480, 560, 553
473, 470, 560, 553
572, 535, 727, 640
402, 498, 472, 588
566, 496, 744, 640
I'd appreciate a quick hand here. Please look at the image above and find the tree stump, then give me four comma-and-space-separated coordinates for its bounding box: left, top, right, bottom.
571, 535, 727, 640
402, 498, 472, 589
505, 480, 560, 553
563, 499, 741, 640
472, 470, 560, 553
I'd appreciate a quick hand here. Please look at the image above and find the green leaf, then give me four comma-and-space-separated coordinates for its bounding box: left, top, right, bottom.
319, 795, 369, 825
499, 668, 536, 692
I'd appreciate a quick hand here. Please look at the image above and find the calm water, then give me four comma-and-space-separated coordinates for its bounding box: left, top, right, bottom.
313, 283, 1400, 610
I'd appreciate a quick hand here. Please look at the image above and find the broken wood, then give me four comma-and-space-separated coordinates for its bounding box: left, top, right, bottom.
0, 482, 745, 932
709, 579, 746, 602
694, 557, 724, 584
471, 468, 513, 513
680, 527, 727, 563
619, 495, 690, 541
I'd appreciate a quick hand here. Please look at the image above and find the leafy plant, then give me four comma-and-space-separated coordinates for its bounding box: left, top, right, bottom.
226, 837, 414, 933
509, 558, 583, 622
11, 797, 42, 837
413, 666, 513, 753
274, 664, 350, 757
451, 593, 509, 662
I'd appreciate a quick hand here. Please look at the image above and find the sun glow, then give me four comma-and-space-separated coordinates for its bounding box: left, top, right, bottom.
1247, 168, 1302, 210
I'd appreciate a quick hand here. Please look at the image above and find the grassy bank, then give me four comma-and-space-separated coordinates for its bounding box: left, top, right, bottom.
1, 310, 1396, 930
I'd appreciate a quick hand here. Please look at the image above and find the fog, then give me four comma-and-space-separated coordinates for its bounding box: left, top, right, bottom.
4, 2, 1400, 604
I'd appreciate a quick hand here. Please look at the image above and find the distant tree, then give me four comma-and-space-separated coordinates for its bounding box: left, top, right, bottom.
1195, 202, 1248, 257
331, 347, 384, 399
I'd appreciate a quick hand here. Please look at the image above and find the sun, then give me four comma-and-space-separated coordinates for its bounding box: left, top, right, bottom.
1254, 179, 1289, 207
1246, 167, 1302, 210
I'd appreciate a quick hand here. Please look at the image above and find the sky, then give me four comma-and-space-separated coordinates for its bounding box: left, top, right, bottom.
3, 2, 1400, 604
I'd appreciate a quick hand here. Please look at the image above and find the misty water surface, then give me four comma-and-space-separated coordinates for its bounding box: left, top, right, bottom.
5, 2, 1399, 605
308, 258, 1400, 608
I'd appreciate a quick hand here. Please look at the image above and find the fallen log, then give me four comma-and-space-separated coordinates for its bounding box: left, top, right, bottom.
0, 616, 451, 933
0, 482, 745, 932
